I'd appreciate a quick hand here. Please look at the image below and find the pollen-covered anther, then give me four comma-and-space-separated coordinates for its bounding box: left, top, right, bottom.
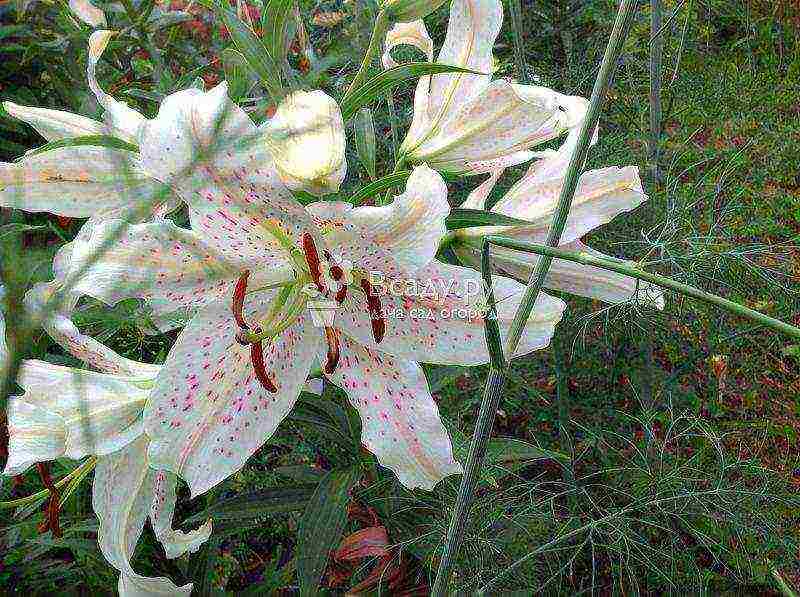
250, 337, 278, 393
360, 279, 386, 344
231, 269, 252, 330
302, 232, 325, 292
324, 326, 341, 374
36, 462, 62, 538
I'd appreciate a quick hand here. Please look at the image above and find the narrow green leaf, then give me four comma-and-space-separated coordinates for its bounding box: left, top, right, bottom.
348, 171, 410, 206
211, 0, 283, 101
221, 47, 252, 101
297, 466, 362, 596
340, 63, 482, 120
354, 107, 377, 180
22, 134, 139, 158
263, 0, 295, 68
185, 484, 317, 524
445, 208, 531, 230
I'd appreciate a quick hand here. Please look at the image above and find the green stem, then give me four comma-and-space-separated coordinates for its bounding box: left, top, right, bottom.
486, 237, 800, 342
772, 568, 799, 597
648, 0, 664, 182
430, 4, 639, 594
504, 0, 638, 358
508, 0, 528, 83
343, 10, 391, 101
0, 457, 97, 510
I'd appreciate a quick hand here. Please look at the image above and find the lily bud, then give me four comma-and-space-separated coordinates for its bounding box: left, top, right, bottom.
382, 0, 447, 23
261, 90, 346, 196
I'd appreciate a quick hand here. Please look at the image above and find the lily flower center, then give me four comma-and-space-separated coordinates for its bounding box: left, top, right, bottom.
229, 233, 386, 392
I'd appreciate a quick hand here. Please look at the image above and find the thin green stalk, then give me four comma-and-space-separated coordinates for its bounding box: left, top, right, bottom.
772, 568, 799, 597
430, 4, 639, 594
649, 0, 664, 181
508, 0, 528, 83
504, 0, 639, 358
343, 9, 391, 101
486, 237, 800, 342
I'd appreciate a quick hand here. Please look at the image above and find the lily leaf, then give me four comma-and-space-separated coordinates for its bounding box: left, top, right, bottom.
262, 0, 295, 69
445, 208, 531, 230
210, 0, 283, 102
340, 62, 482, 120
354, 107, 377, 180
348, 171, 410, 206
22, 134, 139, 158
185, 484, 317, 524
297, 466, 362, 596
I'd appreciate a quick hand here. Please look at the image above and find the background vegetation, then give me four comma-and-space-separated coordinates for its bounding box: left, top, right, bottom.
1, 0, 798, 593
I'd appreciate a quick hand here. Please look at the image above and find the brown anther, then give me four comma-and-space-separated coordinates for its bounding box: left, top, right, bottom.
250, 339, 277, 393
36, 462, 62, 538
360, 279, 385, 344
302, 233, 325, 292
335, 285, 348, 304
324, 326, 340, 374
232, 269, 251, 330
329, 264, 344, 281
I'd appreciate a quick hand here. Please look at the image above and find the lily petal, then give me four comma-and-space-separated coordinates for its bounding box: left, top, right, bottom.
150, 470, 213, 559
455, 240, 665, 308
87, 31, 146, 144
338, 261, 565, 365
93, 437, 194, 596
63, 219, 289, 325
382, 20, 434, 69
460, 169, 503, 210
2, 101, 111, 142
0, 146, 163, 218
16, 360, 148, 460
138, 83, 318, 262
325, 337, 462, 489
144, 295, 321, 497
491, 165, 648, 245
69, 0, 106, 27
260, 90, 347, 195
308, 164, 449, 274
3, 399, 66, 476
24, 282, 162, 377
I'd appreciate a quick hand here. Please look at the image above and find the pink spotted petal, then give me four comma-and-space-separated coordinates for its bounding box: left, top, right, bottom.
324, 337, 462, 490
144, 294, 322, 497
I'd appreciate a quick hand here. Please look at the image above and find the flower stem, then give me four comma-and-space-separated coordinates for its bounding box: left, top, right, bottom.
343, 9, 391, 102
487, 237, 800, 341
0, 457, 98, 510
430, 3, 639, 594
648, 0, 664, 182
508, 0, 528, 83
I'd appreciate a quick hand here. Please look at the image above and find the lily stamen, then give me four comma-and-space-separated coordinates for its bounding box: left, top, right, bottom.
36, 462, 62, 538
324, 326, 341, 374
302, 232, 324, 292
232, 269, 252, 331
250, 336, 278, 393
359, 278, 386, 343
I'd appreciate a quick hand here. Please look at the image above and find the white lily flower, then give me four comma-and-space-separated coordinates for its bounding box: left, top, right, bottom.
260, 90, 347, 196
390, 0, 579, 174
454, 123, 665, 309
54, 83, 565, 494
0, 304, 212, 596
69, 0, 106, 27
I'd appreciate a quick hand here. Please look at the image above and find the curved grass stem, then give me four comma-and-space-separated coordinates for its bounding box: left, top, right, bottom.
343, 10, 391, 102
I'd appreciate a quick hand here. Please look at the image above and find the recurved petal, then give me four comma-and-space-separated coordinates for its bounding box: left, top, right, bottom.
139, 83, 318, 263
325, 338, 461, 489
3, 399, 66, 476
427, 0, 502, 115
150, 470, 213, 559
338, 260, 565, 365
87, 31, 146, 144
24, 282, 162, 378
456, 240, 665, 308
382, 20, 434, 69
492, 166, 648, 245
415, 81, 569, 172
93, 437, 194, 596
16, 360, 149, 459
0, 146, 163, 218
2, 101, 111, 142
69, 0, 106, 26
144, 295, 321, 497
307, 164, 449, 274
63, 219, 285, 324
